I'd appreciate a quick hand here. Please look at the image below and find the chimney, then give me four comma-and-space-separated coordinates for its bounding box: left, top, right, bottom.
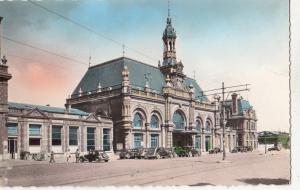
231, 93, 238, 115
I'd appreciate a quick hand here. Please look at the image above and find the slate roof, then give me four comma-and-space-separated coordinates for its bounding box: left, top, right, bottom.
72, 57, 208, 101
8, 102, 88, 116
224, 99, 253, 115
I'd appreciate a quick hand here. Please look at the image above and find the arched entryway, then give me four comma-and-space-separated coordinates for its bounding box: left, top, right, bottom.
172, 110, 193, 147
205, 120, 212, 151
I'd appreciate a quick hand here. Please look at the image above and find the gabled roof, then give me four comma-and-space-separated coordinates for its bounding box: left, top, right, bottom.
72, 57, 208, 101
8, 102, 88, 116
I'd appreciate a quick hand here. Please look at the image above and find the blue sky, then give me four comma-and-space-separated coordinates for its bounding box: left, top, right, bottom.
0, 0, 289, 131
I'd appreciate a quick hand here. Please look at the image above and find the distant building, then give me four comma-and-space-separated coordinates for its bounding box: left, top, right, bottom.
6, 102, 113, 159
225, 93, 258, 148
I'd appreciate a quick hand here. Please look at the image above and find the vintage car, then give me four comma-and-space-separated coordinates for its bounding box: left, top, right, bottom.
268, 146, 281, 151
144, 148, 160, 159
156, 147, 175, 158
231, 147, 238, 153
79, 150, 109, 162
183, 146, 201, 157
245, 146, 253, 152
208, 147, 222, 154
119, 148, 145, 159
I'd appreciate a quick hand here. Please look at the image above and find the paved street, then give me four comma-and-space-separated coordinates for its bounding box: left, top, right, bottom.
0, 150, 290, 186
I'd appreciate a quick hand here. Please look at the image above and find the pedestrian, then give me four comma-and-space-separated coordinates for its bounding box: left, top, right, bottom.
49, 151, 55, 163
66, 148, 71, 163
75, 148, 80, 163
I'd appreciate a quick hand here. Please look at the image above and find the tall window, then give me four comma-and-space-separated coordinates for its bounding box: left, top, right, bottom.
133, 134, 142, 148
7, 123, 18, 136
87, 128, 95, 151
205, 121, 211, 133
29, 124, 41, 136
29, 124, 41, 146
103, 128, 111, 151
173, 111, 185, 129
52, 126, 62, 146
133, 112, 143, 128
150, 115, 159, 128
196, 120, 201, 132
69, 127, 78, 146
195, 136, 201, 150
150, 134, 159, 148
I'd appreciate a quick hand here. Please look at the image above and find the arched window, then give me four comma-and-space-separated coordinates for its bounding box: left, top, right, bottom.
133, 112, 143, 128
150, 115, 159, 128
173, 111, 185, 129
205, 121, 211, 132
196, 120, 201, 132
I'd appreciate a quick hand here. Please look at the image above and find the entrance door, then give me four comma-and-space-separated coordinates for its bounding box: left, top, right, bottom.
8, 138, 17, 159
205, 136, 211, 152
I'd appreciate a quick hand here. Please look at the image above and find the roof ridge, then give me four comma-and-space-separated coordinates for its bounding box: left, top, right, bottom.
8, 101, 84, 111
89, 56, 159, 70
89, 57, 124, 69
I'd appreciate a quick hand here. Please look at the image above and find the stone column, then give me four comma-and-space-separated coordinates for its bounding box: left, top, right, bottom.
124, 130, 130, 149
96, 126, 101, 150
47, 123, 51, 152
81, 125, 85, 152
145, 123, 149, 148
201, 128, 205, 152
77, 126, 81, 151
161, 125, 165, 147
41, 122, 47, 152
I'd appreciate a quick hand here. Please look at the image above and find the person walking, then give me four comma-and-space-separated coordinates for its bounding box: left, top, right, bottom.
49, 151, 55, 163
66, 148, 71, 163
75, 148, 80, 163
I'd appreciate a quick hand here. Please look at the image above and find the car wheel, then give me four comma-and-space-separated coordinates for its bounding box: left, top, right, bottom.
156, 153, 161, 159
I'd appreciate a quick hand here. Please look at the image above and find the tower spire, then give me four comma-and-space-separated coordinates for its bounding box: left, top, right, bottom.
168, 0, 170, 18
162, 0, 177, 67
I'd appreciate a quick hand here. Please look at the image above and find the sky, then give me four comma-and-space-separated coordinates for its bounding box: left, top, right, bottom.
0, 0, 289, 132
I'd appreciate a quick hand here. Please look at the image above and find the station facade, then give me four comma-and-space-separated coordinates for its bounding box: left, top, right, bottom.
66, 13, 241, 153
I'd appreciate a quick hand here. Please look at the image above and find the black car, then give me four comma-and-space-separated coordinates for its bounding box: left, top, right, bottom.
231, 147, 238, 153
268, 146, 281, 151
186, 146, 201, 157
144, 148, 160, 159
209, 147, 221, 154
245, 146, 253, 152
80, 150, 109, 162
156, 147, 174, 158
119, 148, 144, 159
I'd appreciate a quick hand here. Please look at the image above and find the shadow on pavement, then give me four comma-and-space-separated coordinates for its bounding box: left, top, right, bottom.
238, 178, 290, 185
189, 183, 214, 186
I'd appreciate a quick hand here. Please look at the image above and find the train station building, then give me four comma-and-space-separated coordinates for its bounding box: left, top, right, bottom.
0, 8, 258, 160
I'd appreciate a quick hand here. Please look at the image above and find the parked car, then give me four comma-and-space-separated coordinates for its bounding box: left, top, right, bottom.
245, 146, 253, 152
156, 147, 174, 158
234, 146, 248, 152
119, 149, 140, 159
183, 146, 201, 157
144, 148, 159, 159
231, 147, 238, 153
80, 150, 109, 162
209, 147, 221, 154
268, 146, 281, 151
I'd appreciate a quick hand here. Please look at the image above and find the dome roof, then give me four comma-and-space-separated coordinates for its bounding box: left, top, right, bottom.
163, 18, 176, 38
